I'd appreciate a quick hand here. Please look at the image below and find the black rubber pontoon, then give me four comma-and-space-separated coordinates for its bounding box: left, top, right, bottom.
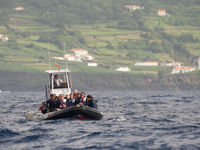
44, 106, 103, 120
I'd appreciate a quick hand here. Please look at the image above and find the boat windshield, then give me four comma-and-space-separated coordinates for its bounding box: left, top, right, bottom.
52, 74, 68, 89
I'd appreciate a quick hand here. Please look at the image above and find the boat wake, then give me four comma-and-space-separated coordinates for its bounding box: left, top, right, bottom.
25, 110, 48, 120
115, 116, 126, 121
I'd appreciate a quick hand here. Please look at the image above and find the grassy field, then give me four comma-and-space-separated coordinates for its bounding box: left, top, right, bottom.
0, 10, 199, 75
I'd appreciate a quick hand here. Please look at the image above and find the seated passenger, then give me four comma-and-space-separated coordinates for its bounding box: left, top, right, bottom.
46, 94, 56, 112
67, 93, 76, 107
59, 94, 66, 109
75, 93, 81, 105
73, 90, 79, 98
80, 92, 87, 105
86, 95, 98, 109
75, 92, 87, 106
39, 101, 47, 114
65, 93, 70, 100
54, 95, 60, 110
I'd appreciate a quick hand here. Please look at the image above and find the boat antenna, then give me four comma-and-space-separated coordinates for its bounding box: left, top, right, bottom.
69, 72, 73, 90
63, 43, 73, 91
48, 43, 51, 70
64, 43, 68, 69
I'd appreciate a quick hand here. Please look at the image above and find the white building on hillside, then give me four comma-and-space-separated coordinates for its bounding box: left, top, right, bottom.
166, 62, 182, 67
158, 10, 167, 16
125, 5, 142, 11
198, 57, 200, 70
52, 57, 64, 60
171, 66, 196, 74
0, 36, 9, 42
116, 67, 130, 72
14, 6, 24, 10
134, 61, 158, 66
64, 54, 76, 61
71, 49, 88, 55
70, 49, 94, 61
87, 63, 98, 67
64, 54, 81, 62
80, 55, 94, 61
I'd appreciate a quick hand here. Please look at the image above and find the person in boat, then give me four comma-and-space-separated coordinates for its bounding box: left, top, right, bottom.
73, 90, 79, 98
54, 95, 60, 110
81, 92, 87, 105
65, 93, 70, 106
86, 95, 98, 109
46, 94, 56, 112
54, 74, 66, 88
77, 92, 87, 106
65, 93, 70, 100
39, 101, 47, 114
67, 93, 76, 107
74, 93, 81, 105
59, 94, 67, 109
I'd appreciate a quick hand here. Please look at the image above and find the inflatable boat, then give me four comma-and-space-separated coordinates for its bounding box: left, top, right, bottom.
26, 105, 103, 120
25, 67, 103, 121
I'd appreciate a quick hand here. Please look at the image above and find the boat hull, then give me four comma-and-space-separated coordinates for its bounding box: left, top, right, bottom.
26, 106, 103, 120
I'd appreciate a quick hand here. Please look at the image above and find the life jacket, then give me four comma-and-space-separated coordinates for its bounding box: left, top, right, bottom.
80, 97, 87, 105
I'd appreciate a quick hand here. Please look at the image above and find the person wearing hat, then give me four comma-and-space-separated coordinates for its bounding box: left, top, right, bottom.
86, 95, 98, 109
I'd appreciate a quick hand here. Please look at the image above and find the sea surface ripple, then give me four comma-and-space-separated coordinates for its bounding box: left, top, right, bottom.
0, 91, 200, 150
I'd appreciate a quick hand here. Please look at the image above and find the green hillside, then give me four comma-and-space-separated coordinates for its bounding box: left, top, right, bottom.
0, 0, 200, 73
0, 0, 200, 91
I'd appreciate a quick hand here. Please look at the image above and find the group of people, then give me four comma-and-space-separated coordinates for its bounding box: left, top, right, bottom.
39, 90, 97, 114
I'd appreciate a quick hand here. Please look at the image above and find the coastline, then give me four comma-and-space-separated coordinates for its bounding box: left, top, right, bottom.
0, 70, 200, 91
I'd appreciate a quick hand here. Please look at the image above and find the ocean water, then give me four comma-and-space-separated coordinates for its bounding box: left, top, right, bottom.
0, 91, 200, 150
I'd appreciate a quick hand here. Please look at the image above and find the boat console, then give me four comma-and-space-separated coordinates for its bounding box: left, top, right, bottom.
45, 69, 72, 100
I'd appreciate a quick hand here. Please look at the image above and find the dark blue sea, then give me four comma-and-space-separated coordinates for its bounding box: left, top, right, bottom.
0, 91, 200, 150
